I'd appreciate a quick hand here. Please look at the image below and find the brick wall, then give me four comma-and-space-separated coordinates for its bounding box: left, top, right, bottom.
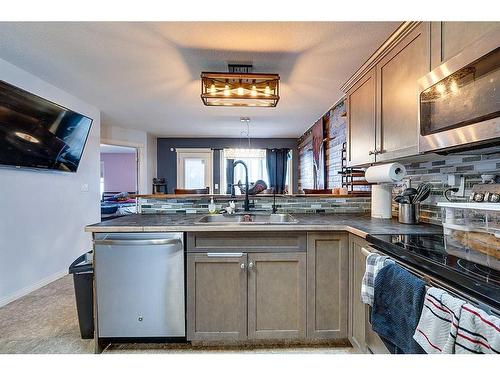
298, 99, 347, 192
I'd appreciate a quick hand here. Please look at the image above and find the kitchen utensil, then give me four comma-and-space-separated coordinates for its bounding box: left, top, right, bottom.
414, 183, 432, 203
416, 189, 431, 202
394, 195, 409, 204
402, 188, 418, 203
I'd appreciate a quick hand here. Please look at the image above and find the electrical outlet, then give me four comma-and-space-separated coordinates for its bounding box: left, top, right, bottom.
81, 183, 89, 192
448, 174, 465, 197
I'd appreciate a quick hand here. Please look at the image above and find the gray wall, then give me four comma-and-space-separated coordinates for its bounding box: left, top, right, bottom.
0, 58, 100, 307
157, 138, 299, 193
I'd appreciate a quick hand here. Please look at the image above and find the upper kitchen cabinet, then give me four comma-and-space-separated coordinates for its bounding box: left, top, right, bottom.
346, 67, 377, 166
430, 22, 500, 69
344, 22, 430, 167
375, 22, 430, 162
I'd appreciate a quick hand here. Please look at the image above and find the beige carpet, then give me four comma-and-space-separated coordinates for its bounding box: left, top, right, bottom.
0, 275, 354, 354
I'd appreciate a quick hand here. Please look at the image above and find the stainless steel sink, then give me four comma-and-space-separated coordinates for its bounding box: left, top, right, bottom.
197, 213, 298, 225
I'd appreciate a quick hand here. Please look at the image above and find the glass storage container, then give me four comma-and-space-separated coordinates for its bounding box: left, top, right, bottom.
439, 203, 500, 270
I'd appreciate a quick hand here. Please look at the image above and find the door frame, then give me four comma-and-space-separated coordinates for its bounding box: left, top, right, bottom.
176, 148, 213, 191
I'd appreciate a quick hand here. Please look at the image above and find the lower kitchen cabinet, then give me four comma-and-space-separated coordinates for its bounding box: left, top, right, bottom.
247, 252, 307, 340
307, 233, 348, 340
187, 253, 247, 341
186, 232, 350, 344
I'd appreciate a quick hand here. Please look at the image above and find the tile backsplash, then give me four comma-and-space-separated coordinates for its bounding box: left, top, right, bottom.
139, 196, 371, 215
392, 150, 500, 225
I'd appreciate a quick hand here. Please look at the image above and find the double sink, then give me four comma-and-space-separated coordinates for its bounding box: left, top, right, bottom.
197, 213, 298, 225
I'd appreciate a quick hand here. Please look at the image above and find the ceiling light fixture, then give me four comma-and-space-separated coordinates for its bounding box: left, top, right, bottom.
201, 65, 280, 107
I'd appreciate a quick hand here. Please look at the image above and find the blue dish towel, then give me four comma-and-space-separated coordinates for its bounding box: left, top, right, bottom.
371, 263, 426, 354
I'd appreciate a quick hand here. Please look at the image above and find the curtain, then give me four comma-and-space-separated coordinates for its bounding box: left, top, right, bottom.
225, 158, 234, 194
266, 149, 290, 194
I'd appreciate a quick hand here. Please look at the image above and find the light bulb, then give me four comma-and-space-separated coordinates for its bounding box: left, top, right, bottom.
237, 86, 244, 96
264, 85, 271, 97
251, 85, 257, 97
450, 80, 458, 94
224, 84, 230, 97
210, 84, 216, 96
436, 83, 446, 95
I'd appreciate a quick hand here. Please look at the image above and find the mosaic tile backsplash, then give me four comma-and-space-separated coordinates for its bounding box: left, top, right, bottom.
392, 151, 500, 225
139, 196, 371, 215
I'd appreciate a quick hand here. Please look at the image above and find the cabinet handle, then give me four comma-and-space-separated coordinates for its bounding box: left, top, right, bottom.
248, 261, 254, 270
240, 263, 246, 269
207, 252, 243, 257
368, 150, 376, 155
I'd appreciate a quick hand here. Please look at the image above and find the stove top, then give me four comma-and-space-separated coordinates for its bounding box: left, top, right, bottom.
367, 233, 500, 309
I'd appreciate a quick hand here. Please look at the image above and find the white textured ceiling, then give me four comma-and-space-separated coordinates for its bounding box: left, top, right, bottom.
0, 22, 399, 138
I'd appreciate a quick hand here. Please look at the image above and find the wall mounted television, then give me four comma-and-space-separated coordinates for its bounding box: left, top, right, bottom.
0, 80, 93, 173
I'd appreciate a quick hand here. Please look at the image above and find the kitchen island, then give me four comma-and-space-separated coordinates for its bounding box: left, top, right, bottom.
86, 213, 441, 353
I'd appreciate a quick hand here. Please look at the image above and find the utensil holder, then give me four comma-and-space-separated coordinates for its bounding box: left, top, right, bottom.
398, 203, 420, 224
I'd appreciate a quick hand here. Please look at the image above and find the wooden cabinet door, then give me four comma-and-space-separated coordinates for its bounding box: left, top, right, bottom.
307, 233, 348, 340
431, 22, 500, 69
187, 253, 247, 341
247, 252, 307, 340
348, 235, 369, 353
376, 22, 430, 162
347, 67, 377, 167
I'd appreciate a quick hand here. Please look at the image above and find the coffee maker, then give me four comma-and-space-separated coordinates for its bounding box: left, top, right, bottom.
152, 178, 167, 194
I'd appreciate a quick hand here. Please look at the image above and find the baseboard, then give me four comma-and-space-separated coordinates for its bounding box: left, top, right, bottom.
0, 269, 68, 308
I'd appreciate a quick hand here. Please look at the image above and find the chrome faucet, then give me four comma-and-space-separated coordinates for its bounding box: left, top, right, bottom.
233, 160, 250, 212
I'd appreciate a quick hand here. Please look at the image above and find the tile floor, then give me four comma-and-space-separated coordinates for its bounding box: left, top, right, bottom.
0, 276, 354, 354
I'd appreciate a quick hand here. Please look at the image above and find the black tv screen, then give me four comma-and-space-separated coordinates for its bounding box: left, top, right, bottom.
0, 80, 93, 172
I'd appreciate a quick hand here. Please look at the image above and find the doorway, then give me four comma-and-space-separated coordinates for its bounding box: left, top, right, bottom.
100, 144, 139, 200
176, 148, 213, 192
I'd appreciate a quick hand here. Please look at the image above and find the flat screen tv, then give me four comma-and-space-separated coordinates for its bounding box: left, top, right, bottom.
0, 80, 93, 172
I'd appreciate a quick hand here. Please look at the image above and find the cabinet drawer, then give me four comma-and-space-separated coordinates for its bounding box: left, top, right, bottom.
187, 232, 307, 253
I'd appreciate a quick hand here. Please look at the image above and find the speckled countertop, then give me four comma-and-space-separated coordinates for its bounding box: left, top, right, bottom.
85, 213, 443, 238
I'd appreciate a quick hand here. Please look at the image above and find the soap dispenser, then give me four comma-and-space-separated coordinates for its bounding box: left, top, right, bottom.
208, 197, 216, 214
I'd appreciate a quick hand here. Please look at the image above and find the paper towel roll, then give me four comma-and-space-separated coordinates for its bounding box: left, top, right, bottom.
365, 163, 406, 183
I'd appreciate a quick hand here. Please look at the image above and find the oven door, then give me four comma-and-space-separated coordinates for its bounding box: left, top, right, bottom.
418, 30, 500, 153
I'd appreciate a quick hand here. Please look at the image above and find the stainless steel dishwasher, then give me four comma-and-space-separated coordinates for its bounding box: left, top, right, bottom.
94, 232, 185, 338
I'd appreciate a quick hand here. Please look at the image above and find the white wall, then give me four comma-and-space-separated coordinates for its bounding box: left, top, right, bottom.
147, 133, 158, 194
101, 123, 157, 194
0, 58, 101, 307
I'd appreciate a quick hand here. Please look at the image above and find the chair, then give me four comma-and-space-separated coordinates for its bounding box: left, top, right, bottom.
174, 187, 210, 195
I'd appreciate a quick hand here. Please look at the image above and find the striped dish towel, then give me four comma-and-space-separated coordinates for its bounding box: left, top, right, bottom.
361, 252, 394, 306
413, 287, 466, 354
455, 303, 500, 354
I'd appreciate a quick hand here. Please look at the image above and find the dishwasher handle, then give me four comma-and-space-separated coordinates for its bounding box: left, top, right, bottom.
94, 238, 181, 246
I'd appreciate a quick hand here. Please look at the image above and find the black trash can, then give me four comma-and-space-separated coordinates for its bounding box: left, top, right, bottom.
69, 251, 94, 339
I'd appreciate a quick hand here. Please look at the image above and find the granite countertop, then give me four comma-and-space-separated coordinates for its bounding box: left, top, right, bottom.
85, 213, 443, 238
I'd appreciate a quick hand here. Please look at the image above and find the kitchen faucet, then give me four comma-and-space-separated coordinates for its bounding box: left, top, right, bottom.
232, 160, 250, 212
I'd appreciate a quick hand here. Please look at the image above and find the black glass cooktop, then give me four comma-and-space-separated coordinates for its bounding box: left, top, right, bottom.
367, 233, 500, 310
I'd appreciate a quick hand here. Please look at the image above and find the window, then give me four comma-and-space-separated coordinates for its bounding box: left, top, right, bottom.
222, 148, 292, 194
